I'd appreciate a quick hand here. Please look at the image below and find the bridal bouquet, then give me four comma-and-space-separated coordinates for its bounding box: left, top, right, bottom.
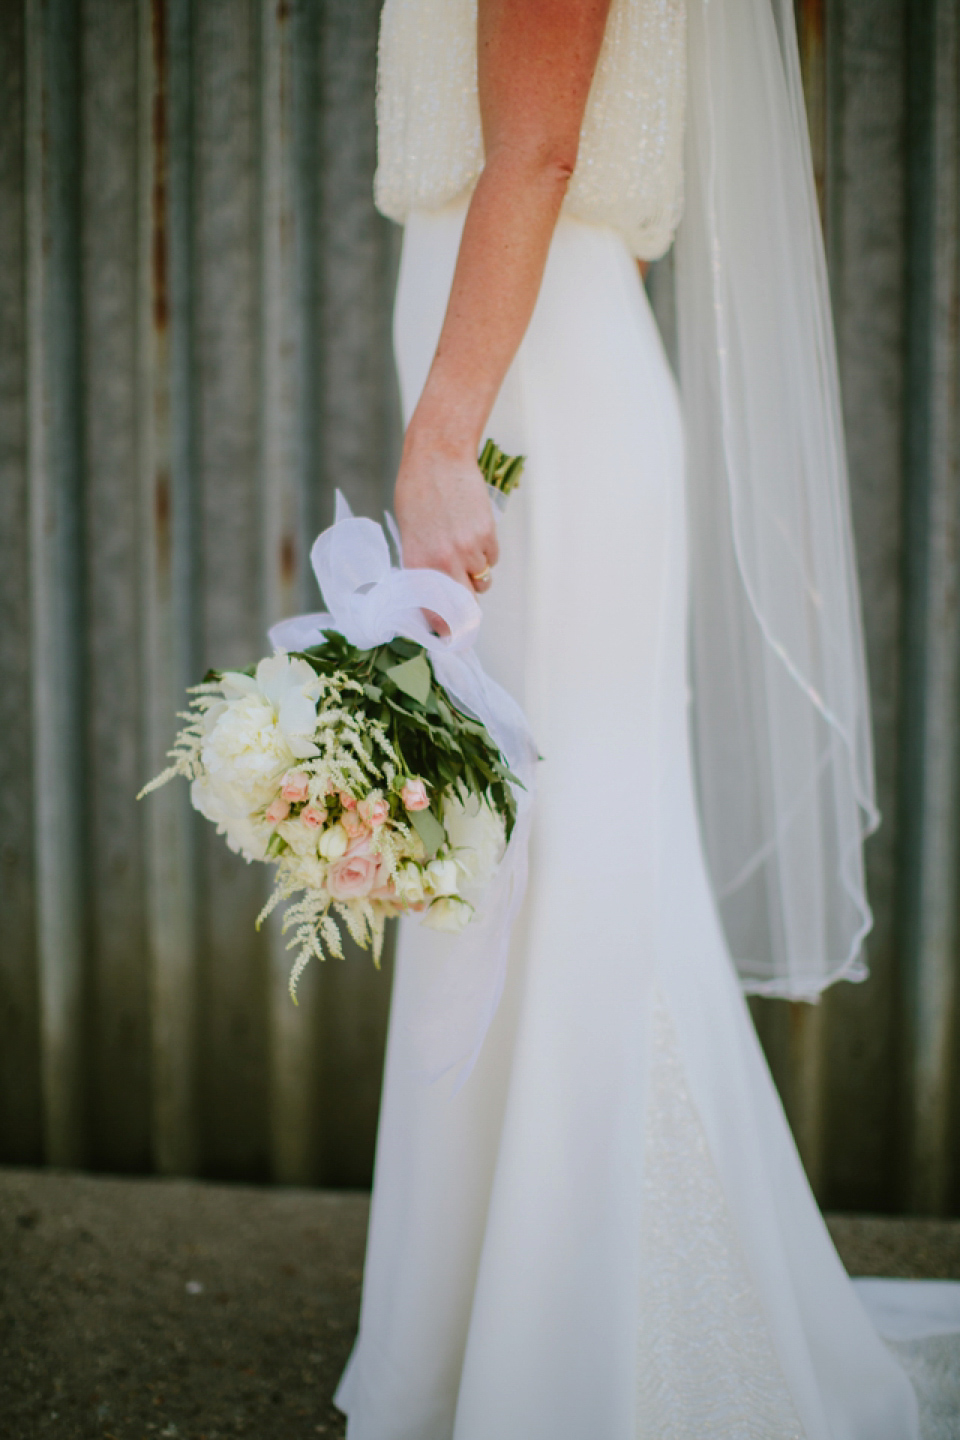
140, 444, 531, 1006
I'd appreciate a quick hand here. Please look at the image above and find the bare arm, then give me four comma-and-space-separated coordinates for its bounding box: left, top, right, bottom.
395, 0, 612, 591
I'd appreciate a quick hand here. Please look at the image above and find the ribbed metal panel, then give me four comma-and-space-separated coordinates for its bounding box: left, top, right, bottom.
899, 0, 960, 1214
1, 0, 398, 1187
0, 0, 957, 1208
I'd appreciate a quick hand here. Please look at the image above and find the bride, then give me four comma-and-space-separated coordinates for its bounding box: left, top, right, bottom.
332, 0, 959, 1436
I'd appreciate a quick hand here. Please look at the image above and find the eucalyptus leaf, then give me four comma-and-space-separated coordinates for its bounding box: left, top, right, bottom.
457, 717, 489, 739
385, 652, 432, 705
409, 805, 446, 858
383, 693, 432, 727
386, 636, 421, 661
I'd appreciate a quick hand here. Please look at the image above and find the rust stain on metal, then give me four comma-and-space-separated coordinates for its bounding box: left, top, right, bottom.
155, 469, 172, 569
796, 0, 827, 228
151, 0, 169, 334
280, 534, 296, 587
797, 0, 824, 44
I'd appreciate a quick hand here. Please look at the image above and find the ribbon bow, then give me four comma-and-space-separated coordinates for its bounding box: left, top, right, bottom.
268, 491, 481, 657
267, 493, 537, 1094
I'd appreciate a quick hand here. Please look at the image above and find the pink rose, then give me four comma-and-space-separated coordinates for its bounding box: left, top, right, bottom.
370, 873, 397, 902
327, 842, 381, 901
359, 796, 390, 828
370, 872, 424, 910
401, 778, 429, 812
265, 796, 290, 825
341, 808, 367, 839
339, 791, 357, 810
280, 770, 310, 804
301, 804, 325, 829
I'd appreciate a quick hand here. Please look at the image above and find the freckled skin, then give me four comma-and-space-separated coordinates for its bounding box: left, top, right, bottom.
394, 0, 613, 595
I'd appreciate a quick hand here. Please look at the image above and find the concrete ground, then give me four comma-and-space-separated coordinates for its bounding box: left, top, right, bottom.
3, 1168, 960, 1440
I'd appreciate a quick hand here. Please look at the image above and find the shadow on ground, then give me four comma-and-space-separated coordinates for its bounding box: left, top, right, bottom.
3, 1167, 960, 1439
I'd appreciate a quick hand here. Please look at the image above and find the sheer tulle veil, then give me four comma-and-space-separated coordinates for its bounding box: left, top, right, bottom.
677, 0, 879, 999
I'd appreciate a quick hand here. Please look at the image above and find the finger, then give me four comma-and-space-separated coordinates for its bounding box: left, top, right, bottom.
476, 526, 499, 571
422, 607, 450, 636
465, 558, 494, 594
464, 535, 496, 579
442, 556, 478, 596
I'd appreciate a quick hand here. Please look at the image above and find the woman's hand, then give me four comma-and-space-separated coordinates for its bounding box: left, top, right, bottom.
395, 429, 498, 594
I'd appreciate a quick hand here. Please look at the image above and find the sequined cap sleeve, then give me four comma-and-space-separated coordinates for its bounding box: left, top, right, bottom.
374, 0, 686, 261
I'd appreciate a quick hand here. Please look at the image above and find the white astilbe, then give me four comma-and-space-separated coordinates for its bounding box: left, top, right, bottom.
136, 682, 223, 797
274, 887, 386, 1004
368, 820, 423, 881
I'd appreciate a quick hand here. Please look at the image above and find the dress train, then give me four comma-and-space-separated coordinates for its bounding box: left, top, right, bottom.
335, 200, 959, 1439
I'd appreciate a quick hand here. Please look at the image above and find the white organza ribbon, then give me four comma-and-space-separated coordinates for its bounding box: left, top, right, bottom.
269, 492, 537, 1092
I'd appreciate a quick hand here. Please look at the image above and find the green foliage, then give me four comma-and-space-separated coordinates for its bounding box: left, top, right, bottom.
409, 804, 446, 858
384, 652, 432, 705
292, 631, 520, 842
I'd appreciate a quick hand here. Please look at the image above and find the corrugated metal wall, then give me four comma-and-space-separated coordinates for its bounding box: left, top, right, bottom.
1, 0, 401, 1187
1, 0, 958, 1210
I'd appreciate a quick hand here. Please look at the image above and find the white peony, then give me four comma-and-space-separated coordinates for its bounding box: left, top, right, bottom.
191, 776, 273, 863
442, 793, 506, 891
422, 896, 472, 933
196, 655, 322, 817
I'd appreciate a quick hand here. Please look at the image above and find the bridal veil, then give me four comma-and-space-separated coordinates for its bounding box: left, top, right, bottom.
679, 0, 879, 999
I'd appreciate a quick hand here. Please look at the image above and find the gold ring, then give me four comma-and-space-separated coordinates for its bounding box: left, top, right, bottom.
470, 565, 493, 586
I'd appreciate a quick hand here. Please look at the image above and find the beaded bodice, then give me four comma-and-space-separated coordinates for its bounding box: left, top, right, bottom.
374, 0, 687, 261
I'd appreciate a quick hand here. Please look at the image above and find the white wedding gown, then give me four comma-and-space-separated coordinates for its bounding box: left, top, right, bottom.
334, 200, 960, 1439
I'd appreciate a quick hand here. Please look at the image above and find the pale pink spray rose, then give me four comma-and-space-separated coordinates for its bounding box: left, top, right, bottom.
401, 778, 429, 812
265, 796, 290, 825
326, 837, 382, 901
341, 807, 367, 840
300, 804, 326, 830
359, 795, 390, 828
374, 864, 426, 912
280, 769, 310, 804
370, 872, 397, 903
339, 791, 357, 810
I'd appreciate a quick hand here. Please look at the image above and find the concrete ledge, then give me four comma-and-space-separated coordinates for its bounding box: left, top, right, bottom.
3, 1168, 959, 1439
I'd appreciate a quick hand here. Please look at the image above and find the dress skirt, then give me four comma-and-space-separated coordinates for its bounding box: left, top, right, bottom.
334, 201, 923, 1440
